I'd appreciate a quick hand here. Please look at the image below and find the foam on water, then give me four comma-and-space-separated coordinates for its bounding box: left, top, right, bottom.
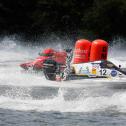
0, 36, 126, 113
0, 89, 126, 113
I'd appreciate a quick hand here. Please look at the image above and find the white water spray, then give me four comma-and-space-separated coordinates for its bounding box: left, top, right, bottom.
0, 36, 126, 113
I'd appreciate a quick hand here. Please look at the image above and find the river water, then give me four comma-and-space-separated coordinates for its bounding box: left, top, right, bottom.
0, 36, 126, 126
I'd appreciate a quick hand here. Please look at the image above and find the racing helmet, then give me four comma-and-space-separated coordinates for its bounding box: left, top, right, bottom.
39, 48, 54, 56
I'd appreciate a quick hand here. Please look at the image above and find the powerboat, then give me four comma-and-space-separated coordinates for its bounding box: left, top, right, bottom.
42, 39, 126, 81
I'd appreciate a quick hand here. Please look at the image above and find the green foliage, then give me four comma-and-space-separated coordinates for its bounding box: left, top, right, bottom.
0, 0, 126, 40
82, 0, 126, 39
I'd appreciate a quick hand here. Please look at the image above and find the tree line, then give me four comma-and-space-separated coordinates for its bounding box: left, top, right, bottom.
0, 0, 126, 40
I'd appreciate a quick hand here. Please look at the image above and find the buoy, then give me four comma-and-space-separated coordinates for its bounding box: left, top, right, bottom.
90, 39, 108, 61
73, 39, 91, 64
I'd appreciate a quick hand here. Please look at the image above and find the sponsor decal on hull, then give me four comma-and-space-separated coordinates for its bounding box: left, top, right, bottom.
111, 70, 117, 77
92, 68, 97, 75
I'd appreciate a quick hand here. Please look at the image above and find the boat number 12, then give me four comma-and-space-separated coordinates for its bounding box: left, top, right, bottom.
99, 69, 107, 75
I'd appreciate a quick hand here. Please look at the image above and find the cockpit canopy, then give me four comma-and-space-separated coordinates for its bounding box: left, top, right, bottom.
39, 48, 54, 57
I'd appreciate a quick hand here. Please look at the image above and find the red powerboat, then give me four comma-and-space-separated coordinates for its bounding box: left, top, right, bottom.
20, 48, 67, 70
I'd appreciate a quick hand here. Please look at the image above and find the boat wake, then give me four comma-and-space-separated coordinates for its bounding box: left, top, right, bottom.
0, 88, 126, 113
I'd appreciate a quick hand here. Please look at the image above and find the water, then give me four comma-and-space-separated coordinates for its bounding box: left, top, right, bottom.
0, 36, 126, 126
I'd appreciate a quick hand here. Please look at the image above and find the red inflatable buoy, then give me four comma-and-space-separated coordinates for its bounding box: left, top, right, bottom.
73, 39, 91, 64
90, 39, 108, 61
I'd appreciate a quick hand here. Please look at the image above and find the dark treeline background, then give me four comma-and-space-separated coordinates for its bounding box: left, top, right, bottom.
0, 0, 126, 41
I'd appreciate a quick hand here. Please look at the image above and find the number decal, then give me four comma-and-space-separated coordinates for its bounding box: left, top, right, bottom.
100, 69, 107, 75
